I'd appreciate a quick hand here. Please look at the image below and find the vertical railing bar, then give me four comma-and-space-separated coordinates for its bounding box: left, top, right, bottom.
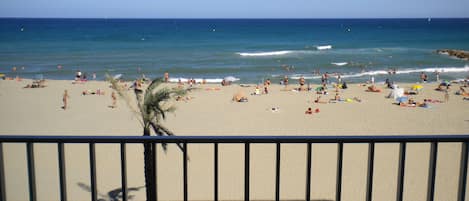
336, 142, 343, 201
27, 142, 37, 201
275, 143, 281, 201
366, 142, 375, 201
458, 141, 468, 201
89, 143, 97, 201
305, 143, 312, 201
183, 143, 188, 201
396, 142, 407, 201
120, 143, 128, 201
0, 143, 7, 201
214, 143, 219, 201
427, 142, 438, 201
245, 143, 250, 201
152, 143, 158, 201
58, 143, 67, 201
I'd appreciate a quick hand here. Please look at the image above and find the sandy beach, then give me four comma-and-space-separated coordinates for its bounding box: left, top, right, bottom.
0, 78, 468, 201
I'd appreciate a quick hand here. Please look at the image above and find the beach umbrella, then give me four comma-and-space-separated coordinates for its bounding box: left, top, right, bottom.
440, 81, 450, 86
113, 74, 123, 80
411, 85, 423, 90
224, 76, 238, 82
396, 96, 408, 103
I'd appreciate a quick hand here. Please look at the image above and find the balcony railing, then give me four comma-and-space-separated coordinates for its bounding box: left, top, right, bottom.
0, 135, 468, 201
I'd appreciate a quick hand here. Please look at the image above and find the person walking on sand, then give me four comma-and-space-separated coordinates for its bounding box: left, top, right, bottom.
164, 72, 169, 82
62, 90, 69, 110
111, 91, 117, 108
444, 88, 450, 103
283, 76, 289, 88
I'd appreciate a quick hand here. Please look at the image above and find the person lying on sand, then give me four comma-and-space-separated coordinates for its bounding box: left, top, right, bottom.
314, 96, 328, 104
329, 93, 343, 103
82, 89, 105, 95
251, 86, 261, 95
176, 96, 194, 102
24, 80, 46, 88
435, 83, 450, 91
305, 107, 320, 114
233, 92, 248, 102
366, 85, 381, 92
456, 87, 469, 96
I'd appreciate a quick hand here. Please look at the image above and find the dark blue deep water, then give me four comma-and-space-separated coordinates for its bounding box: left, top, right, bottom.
1, 18, 468, 83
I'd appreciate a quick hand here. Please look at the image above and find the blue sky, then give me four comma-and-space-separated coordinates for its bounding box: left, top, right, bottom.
1, 0, 468, 18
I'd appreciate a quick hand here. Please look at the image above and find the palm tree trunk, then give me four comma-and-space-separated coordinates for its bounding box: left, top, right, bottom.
143, 127, 156, 201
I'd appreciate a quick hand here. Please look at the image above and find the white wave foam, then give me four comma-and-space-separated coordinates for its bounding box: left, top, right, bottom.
237, 51, 293, 57
237, 50, 320, 57
331, 62, 348, 66
339, 66, 469, 79
168, 77, 240, 83
316, 45, 332, 50
288, 66, 469, 80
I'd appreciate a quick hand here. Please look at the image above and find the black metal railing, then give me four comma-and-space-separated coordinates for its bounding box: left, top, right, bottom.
0, 135, 468, 201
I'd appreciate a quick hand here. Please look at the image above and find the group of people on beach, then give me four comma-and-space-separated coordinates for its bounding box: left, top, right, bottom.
62, 89, 116, 110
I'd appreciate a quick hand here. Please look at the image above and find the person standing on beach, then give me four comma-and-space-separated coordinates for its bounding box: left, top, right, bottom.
164, 72, 169, 82
435, 71, 440, 82
420, 72, 428, 83
299, 76, 305, 91
283, 76, 289, 88
444, 87, 450, 102
62, 90, 70, 110
111, 91, 117, 108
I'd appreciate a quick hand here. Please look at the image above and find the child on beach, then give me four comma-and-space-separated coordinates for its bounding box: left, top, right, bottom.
62, 90, 69, 110
444, 89, 450, 102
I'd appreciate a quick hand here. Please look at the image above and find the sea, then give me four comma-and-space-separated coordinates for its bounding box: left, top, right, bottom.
1, 18, 469, 84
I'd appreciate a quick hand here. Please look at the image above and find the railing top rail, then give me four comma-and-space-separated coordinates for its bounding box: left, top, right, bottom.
0, 135, 468, 143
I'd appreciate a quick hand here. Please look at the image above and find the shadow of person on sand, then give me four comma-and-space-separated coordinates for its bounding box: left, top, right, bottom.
77, 182, 144, 201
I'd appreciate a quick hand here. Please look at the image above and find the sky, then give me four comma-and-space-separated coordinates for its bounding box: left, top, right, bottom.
1, 0, 468, 18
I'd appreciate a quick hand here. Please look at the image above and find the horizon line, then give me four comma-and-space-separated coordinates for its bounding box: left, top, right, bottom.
1, 17, 469, 20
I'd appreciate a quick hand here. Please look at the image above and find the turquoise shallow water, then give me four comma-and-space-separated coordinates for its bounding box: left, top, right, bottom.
0, 18, 468, 83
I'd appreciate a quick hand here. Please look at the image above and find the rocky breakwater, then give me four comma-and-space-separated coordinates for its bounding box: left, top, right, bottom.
437, 49, 469, 60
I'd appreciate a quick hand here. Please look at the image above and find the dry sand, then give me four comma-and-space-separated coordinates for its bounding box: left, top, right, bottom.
0, 79, 468, 201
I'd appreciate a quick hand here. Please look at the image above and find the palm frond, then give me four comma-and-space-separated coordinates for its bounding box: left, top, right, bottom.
149, 121, 185, 153
105, 74, 144, 127
144, 78, 164, 103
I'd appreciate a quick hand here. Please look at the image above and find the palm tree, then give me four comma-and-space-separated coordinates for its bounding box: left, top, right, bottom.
108, 76, 187, 201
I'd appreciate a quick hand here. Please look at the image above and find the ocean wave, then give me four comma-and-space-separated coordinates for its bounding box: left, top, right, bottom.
288, 66, 469, 80
237, 51, 293, 57
316, 45, 332, 50
331, 62, 348, 66
168, 77, 240, 83
237, 50, 319, 57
